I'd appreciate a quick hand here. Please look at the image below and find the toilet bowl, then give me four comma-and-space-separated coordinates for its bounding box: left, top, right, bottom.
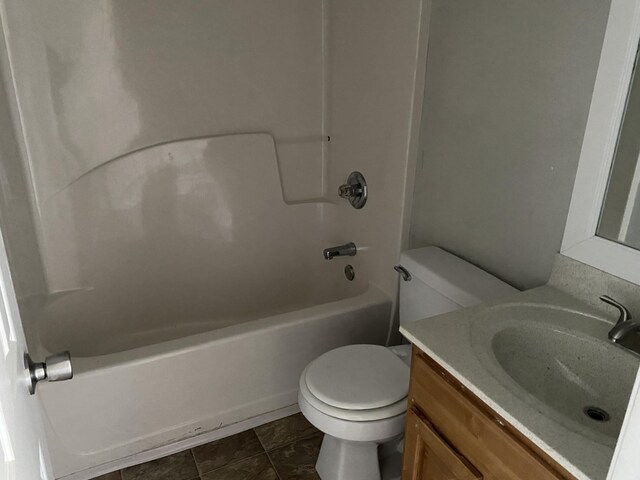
298, 247, 518, 480
298, 344, 410, 480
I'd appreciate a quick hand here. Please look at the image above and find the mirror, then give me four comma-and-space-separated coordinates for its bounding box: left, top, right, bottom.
560, 2, 640, 477
597, 45, 640, 249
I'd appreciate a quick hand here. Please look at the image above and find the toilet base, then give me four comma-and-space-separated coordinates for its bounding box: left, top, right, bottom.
379, 436, 403, 480
316, 434, 381, 480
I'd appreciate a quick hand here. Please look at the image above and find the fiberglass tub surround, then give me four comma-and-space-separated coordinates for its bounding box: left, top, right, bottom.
0, 0, 428, 477
18, 133, 391, 478
30, 134, 367, 358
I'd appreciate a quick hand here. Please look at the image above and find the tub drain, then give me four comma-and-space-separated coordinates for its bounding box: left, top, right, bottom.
583, 406, 610, 422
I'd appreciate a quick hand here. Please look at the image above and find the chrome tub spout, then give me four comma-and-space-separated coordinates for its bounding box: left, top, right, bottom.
323, 242, 357, 260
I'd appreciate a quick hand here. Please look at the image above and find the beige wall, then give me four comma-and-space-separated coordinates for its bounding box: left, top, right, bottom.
409, 0, 612, 290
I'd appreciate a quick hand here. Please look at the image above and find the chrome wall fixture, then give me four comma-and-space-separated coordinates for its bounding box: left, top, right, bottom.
323, 242, 357, 260
338, 171, 368, 209
25, 351, 73, 394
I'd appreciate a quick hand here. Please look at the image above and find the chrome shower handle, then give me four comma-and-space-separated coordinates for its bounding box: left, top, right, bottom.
338, 172, 367, 209
338, 183, 363, 199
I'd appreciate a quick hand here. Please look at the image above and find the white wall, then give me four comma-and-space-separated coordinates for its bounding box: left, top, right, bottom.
409, 0, 611, 289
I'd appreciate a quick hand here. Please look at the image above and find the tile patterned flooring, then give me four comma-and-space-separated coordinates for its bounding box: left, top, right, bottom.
91, 413, 322, 480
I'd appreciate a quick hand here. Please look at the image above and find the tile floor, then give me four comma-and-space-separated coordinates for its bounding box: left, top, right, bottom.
91, 413, 322, 480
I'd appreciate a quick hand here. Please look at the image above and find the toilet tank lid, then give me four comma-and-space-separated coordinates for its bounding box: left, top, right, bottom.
399, 247, 518, 307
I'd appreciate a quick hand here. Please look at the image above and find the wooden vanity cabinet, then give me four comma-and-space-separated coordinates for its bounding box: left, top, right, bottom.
401, 347, 576, 480
403, 407, 483, 480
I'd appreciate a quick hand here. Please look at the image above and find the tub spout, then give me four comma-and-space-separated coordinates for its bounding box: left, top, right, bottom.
323, 242, 357, 260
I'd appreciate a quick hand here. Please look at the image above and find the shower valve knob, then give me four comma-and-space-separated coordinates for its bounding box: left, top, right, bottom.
25, 351, 73, 395
338, 171, 368, 209
338, 184, 362, 199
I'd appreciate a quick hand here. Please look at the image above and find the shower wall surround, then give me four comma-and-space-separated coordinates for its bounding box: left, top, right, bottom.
1, 0, 425, 304
3, 0, 327, 297
0, 37, 46, 299
325, 0, 426, 297
0, 1, 427, 476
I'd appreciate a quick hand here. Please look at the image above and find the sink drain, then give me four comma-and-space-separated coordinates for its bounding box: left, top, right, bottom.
583, 406, 610, 422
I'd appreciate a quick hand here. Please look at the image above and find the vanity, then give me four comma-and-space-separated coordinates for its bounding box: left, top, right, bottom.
403, 349, 574, 480
399, 284, 639, 480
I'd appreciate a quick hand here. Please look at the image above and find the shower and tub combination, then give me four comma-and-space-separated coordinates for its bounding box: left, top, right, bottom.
0, 1, 427, 478
18, 134, 392, 478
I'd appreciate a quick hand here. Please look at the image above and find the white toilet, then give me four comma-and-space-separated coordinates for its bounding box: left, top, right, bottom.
298, 247, 517, 480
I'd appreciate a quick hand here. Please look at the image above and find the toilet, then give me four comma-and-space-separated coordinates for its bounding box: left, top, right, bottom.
298, 247, 517, 480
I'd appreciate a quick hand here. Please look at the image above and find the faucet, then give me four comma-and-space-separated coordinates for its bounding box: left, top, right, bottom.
323, 242, 357, 260
600, 295, 640, 342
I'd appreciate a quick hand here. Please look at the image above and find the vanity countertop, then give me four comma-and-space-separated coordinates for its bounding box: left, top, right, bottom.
400, 285, 636, 480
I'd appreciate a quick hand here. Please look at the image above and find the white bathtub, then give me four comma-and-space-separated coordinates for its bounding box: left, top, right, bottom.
10, 133, 393, 478
22, 280, 391, 479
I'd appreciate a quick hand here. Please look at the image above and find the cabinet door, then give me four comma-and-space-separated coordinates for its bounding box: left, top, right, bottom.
403, 408, 483, 480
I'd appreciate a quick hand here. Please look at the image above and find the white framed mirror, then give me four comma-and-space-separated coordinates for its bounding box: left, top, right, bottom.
562, 0, 640, 286
562, 2, 640, 477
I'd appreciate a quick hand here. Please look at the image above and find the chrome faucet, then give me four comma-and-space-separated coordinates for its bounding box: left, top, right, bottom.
323, 242, 357, 260
600, 295, 640, 343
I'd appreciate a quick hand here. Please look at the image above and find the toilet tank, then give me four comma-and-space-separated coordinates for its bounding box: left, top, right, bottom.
398, 247, 517, 326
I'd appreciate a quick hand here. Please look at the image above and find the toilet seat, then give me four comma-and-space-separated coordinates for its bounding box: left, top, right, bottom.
299, 344, 410, 422
300, 365, 408, 421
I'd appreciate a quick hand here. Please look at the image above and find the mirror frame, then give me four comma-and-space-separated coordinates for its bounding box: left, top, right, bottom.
562, 2, 640, 477
562, 0, 640, 286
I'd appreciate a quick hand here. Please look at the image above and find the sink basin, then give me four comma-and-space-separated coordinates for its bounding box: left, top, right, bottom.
471, 304, 639, 447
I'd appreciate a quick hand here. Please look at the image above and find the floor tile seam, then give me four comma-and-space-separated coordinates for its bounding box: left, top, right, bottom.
195, 450, 272, 477
187, 447, 205, 478
264, 448, 284, 480
191, 434, 264, 476
253, 428, 284, 480
264, 431, 324, 453
252, 427, 270, 453
121, 449, 199, 479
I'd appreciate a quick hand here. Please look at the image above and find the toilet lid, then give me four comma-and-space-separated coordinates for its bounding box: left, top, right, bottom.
305, 344, 409, 410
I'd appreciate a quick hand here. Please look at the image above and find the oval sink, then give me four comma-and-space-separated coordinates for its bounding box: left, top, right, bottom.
471, 304, 639, 446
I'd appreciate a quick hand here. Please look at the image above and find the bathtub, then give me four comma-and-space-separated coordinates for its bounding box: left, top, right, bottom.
22, 277, 391, 479
11, 133, 393, 478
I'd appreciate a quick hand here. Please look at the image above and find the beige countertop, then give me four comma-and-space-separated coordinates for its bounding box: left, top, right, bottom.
400, 286, 633, 480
